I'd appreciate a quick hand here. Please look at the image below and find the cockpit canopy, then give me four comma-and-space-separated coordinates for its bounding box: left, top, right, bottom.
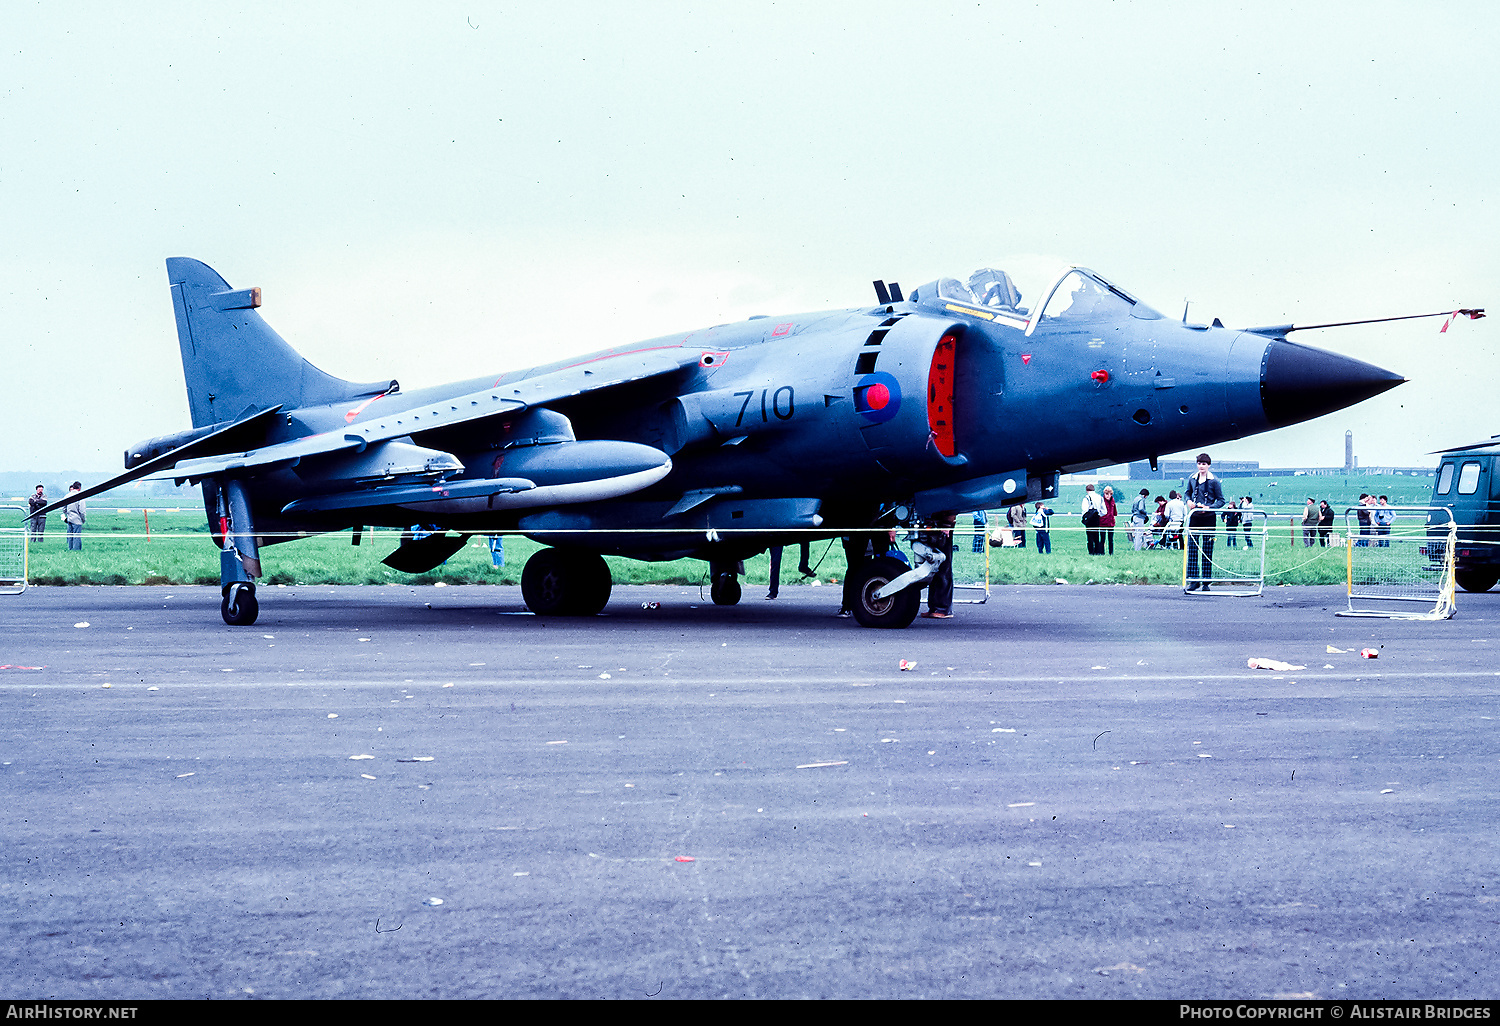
928, 268, 1027, 313
913, 266, 1163, 328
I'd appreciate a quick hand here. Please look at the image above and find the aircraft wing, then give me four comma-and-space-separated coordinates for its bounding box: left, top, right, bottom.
30, 405, 285, 517
341, 347, 696, 436
493, 347, 697, 404
154, 348, 694, 481
48, 345, 693, 512
143, 430, 373, 483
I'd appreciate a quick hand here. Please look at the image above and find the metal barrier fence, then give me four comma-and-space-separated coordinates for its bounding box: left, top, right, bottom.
1182, 509, 1268, 596
949, 528, 990, 604
1338, 506, 1456, 619
0, 506, 29, 595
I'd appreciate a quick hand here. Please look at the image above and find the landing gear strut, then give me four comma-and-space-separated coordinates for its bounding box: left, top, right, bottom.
521, 548, 613, 615
217, 478, 261, 626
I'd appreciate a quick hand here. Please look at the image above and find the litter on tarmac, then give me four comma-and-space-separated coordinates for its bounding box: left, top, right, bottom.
1247, 658, 1305, 671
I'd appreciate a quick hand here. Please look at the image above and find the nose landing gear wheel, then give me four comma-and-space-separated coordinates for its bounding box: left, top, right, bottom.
850, 556, 921, 629
221, 582, 259, 626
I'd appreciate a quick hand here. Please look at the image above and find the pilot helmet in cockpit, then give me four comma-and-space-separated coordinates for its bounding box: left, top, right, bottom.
966, 268, 1022, 310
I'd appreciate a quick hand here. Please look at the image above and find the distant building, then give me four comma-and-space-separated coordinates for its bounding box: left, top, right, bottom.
1128, 459, 1261, 479
1126, 459, 1431, 480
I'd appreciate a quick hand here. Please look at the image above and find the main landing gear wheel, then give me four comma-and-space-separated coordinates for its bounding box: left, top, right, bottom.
850, 555, 921, 629
221, 582, 259, 626
1456, 569, 1499, 593
521, 548, 613, 616
710, 573, 742, 606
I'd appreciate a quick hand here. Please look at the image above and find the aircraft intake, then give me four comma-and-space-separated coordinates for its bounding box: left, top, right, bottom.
1258, 338, 1406, 429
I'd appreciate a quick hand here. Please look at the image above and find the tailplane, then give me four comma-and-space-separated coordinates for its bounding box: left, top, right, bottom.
167, 257, 393, 427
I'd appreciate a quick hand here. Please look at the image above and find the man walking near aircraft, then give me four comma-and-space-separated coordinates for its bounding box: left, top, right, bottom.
1374, 495, 1395, 546
1183, 454, 1225, 591
1130, 488, 1151, 551
1031, 502, 1054, 554
920, 513, 956, 619
62, 482, 86, 551
26, 484, 46, 543
1302, 498, 1319, 547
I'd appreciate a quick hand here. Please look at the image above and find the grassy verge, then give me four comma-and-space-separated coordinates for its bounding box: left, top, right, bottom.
12, 509, 1356, 588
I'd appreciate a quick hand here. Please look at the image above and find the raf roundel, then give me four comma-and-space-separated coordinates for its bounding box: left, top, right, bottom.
854, 371, 902, 424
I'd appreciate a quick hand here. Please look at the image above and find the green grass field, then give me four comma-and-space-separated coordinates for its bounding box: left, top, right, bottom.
4, 472, 1438, 590
5, 502, 1371, 590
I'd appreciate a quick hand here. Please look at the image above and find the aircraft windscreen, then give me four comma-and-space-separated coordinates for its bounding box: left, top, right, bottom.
921, 266, 1161, 326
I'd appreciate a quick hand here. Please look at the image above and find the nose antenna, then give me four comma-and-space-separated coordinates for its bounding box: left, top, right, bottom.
1245, 308, 1485, 337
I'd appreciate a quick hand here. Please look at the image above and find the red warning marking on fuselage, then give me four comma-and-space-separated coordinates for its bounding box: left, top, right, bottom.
1021, 353, 1032, 365
772, 323, 794, 336
344, 388, 392, 423
699, 351, 729, 368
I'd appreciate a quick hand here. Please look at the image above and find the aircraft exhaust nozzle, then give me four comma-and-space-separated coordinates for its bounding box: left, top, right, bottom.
1259, 338, 1405, 429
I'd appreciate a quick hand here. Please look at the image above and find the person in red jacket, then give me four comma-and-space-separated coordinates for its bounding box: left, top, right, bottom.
1100, 485, 1118, 555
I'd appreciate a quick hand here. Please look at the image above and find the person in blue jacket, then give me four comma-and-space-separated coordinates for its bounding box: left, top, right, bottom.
1030, 502, 1055, 554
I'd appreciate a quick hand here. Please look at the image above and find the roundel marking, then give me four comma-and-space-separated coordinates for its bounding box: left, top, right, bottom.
854, 371, 902, 425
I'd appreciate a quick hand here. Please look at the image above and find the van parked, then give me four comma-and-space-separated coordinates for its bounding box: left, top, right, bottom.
1429, 445, 1500, 592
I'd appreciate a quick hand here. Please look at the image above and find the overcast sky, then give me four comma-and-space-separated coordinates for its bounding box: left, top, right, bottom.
3, 1, 1495, 478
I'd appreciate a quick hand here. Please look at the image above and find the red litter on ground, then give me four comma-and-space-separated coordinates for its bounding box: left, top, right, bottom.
1361, 648, 1379, 659
674, 856, 695, 863
899, 660, 916, 671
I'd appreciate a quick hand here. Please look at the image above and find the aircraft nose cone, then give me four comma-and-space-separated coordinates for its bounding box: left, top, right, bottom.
1260, 338, 1405, 428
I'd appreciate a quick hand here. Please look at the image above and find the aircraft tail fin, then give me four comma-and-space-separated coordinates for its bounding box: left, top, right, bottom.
167, 258, 394, 427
